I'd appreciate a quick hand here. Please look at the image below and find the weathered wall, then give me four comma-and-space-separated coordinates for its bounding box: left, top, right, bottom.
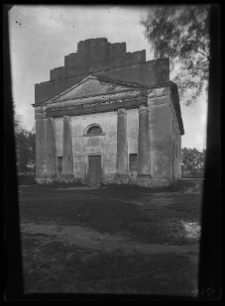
35, 60, 169, 104
148, 87, 173, 182
35, 75, 85, 105
51, 108, 139, 184
34, 38, 184, 186
55, 118, 63, 157
127, 108, 139, 181
35, 106, 47, 179
46, 118, 56, 177
62, 116, 73, 177
50, 38, 146, 80
102, 59, 169, 88
35, 38, 169, 105
35, 87, 183, 186
71, 111, 118, 183
172, 115, 181, 179
147, 85, 183, 184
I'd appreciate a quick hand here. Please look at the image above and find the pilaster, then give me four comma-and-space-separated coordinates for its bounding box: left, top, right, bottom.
114, 108, 129, 184
137, 106, 151, 186
47, 117, 56, 178
35, 106, 47, 180
62, 116, 73, 180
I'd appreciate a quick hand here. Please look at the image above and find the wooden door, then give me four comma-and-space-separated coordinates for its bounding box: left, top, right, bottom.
88, 156, 102, 185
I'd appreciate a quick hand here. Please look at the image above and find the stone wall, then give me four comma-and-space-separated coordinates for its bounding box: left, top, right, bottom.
35, 38, 170, 105
50, 38, 146, 80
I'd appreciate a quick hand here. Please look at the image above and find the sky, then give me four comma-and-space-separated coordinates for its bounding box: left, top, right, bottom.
9, 5, 207, 151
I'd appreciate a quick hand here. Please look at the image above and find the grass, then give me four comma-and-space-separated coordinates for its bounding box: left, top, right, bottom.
19, 178, 203, 295
22, 235, 195, 294
19, 179, 202, 245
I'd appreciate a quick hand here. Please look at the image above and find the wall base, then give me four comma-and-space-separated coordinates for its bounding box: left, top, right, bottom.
150, 178, 173, 187
136, 174, 152, 187
35, 174, 174, 188
114, 174, 130, 185
35, 175, 81, 184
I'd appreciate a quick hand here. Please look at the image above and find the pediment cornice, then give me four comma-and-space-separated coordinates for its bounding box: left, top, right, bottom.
44, 74, 145, 105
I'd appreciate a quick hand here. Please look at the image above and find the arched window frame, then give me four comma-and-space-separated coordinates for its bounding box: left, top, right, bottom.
83, 124, 105, 137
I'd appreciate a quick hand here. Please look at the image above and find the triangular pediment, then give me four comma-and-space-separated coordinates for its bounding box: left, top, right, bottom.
50, 75, 141, 102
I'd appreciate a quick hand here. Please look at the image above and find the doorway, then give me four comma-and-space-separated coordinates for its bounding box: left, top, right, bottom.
88, 155, 102, 185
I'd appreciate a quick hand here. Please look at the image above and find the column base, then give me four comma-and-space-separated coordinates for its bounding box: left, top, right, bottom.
114, 174, 129, 185
136, 174, 152, 188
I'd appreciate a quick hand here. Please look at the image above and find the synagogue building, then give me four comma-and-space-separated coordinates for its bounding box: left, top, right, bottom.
34, 38, 184, 187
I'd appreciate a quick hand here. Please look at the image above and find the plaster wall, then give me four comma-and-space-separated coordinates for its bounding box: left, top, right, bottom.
127, 108, 139, 181
172, 116, 181, 179
71, 111, 118, 183
53, 108, 139, 184
36, 118, 47, 177
148, 89, 173, 180
55, 118, 63, 157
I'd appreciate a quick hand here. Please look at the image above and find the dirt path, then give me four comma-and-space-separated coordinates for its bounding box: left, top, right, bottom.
21, 222, 199, 262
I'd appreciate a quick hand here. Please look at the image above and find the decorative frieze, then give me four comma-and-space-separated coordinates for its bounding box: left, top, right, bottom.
46, 96, 147, 118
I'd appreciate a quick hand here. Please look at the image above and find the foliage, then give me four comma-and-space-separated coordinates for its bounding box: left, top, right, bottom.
141, 5, 210, 105
181, 147, 206, 173
12, 98, 21, 134
15, 128, 36, 174
13, 99, 36, 174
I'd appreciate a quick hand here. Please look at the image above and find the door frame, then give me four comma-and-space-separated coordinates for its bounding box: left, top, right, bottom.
85, 153, 103, 184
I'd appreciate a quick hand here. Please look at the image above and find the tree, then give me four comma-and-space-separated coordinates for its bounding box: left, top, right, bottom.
141, 5, 210, 105
181, 147, 206, 174
12, 100, 36, 174
12, 98, 21, 134
15, 127, 36, 174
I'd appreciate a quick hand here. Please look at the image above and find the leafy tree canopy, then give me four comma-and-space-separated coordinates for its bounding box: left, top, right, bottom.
15, 128, 36, 174
141, 5, 210, 105
13, 99, 36, 174
181, 147, 206, 173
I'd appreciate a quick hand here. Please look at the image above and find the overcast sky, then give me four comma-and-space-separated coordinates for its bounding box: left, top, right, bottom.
9, 5, 207, 151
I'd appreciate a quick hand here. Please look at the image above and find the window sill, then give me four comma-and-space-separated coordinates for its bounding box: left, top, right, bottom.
82, 133, 106, 137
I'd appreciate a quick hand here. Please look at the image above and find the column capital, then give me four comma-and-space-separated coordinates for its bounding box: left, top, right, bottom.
117, 108, 127, 115
35, 107, 47, 119
63, 115, 71, 121
139, 105, 149, 113
47, 117, 55, 122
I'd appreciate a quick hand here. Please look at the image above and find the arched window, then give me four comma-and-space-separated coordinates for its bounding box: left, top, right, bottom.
86, 125, 103, 136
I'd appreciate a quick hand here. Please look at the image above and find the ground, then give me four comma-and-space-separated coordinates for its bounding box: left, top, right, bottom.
18, 178, 203, 296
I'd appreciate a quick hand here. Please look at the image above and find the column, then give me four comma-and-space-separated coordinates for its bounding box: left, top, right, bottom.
62, 116, 73, 180
114, 108, 129, 184
47, 117, 56, 179
35, 107, 47, 181
137, 105, 151, 186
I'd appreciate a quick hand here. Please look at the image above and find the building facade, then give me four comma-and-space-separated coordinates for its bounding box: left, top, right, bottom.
34, 38, 184, 187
